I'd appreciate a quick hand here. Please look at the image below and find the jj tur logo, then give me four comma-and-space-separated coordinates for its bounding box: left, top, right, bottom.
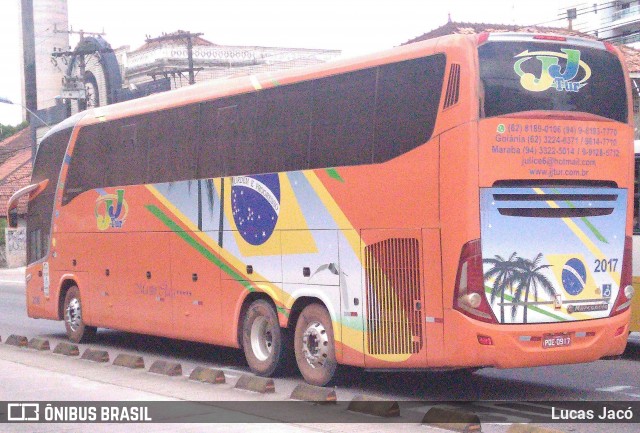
8, 403, 40, 421
513, 48, 591, 92
95, 189, 128, 231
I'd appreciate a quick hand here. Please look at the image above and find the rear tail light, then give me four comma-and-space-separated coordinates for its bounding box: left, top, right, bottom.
604, 41, 618, 54
610, 236, 633, 316
533, 35, 567, 42
453, 239, 498, 324
477, 32, 490, 46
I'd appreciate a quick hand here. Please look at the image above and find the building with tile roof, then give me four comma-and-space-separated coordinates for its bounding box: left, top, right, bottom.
0, 128, 32, 218
0, 128, 31, 267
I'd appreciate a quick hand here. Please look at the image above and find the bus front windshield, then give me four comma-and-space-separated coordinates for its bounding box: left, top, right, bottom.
479, 39, 628, 122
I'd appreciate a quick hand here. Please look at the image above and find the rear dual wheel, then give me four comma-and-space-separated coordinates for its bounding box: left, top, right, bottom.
242, 299, 292, 376
242, 300, 338, 386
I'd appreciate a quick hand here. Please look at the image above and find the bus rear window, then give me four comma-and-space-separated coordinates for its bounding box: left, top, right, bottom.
479, 40, 627, 122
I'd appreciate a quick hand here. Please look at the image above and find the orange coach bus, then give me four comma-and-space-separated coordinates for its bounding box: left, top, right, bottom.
9, 32, 635, 386
630, 141, 640, 333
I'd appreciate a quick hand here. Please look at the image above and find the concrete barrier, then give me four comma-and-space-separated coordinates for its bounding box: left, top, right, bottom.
189, 366, 226, 384
347, 395, 400, 418
5, 335, 28, 347
81, 348, 110, 363
421, 406, 481, 432
234, 374, 275, 394
113, 353, 145, 369
27, 338, 50, 351
149, 360, 182, 376
290, 383, 336, 403
53, 342, 80, 356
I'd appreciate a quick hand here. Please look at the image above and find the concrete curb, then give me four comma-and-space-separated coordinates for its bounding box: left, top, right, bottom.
234, 374, 275, 393
52, 342, 79, 356
81, 348, 110, 363
347, 395, 400, 418
149, 360, 182, 376
27, 338, 50, 351
5, 334, 28, 347
188, 366, 226, 384
290, 383, 337, 403
113, 353, 145, 369
506, 425, 567, 433
421, 406, 481, 432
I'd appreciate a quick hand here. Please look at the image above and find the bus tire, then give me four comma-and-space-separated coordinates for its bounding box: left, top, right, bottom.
294, 303, 337, 386
63, 286, 97, 343
242, 299, 289, 377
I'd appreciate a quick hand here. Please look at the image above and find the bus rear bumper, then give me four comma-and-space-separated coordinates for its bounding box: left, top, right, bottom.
445, 310, 630, 369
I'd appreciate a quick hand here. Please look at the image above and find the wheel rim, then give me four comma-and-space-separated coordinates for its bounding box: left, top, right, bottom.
301, 321, 329, 369
250, 316, 273, 361
66, 297, 82, 332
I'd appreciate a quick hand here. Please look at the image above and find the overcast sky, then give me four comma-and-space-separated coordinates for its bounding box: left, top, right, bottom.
0, 0, 570, 126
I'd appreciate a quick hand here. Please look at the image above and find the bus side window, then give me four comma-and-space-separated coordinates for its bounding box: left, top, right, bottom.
256, 83, 312, 173
63, 124, 108, 205
145, 105, 199, 184
374, 54, 445, 163
310, 69, 376, 168
105, 121, 145, 187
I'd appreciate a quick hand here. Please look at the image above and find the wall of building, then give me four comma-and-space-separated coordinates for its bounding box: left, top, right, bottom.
33, 0, 69, 111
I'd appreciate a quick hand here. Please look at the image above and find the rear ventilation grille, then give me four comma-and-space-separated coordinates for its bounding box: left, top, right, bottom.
364, 238, 423, 355
443, 63, 461, 109
493, 191, 616, 218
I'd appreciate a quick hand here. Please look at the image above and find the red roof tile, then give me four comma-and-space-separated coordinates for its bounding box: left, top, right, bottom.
0, 129, 32, 216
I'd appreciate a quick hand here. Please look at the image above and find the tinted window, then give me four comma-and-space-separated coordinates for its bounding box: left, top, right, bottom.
64, 123, 109, 205
374, 55, 446, 162
63, 53, 446, 203
199, 94, 257, 178
28, 127, 73, 263
145, 105, 199, 183
310, 69, 376, 167
256, 82, 313, 172
479, 41, 627, 122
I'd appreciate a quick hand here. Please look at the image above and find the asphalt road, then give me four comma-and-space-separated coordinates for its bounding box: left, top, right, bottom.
2, 267, 640, 432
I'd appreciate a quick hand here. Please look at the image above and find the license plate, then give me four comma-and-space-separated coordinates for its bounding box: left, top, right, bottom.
542, 333, 572, 349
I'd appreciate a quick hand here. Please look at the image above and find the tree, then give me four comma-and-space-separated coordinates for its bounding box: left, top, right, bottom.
0, 121, 29, 142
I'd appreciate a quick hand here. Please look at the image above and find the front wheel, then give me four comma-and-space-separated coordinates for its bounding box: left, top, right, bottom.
294, 304, 337, 386
242, 299, 290, 376
63, 286, 97, 343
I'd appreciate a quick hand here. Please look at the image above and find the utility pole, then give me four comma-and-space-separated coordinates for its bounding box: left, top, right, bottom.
145, 31, 203, 85
52, 25, 106, 111
20, 0, 38, 161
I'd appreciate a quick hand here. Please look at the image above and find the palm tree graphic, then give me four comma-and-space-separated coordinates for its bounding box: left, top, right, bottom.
484, 253, 557, 323
482, 252, 518, 322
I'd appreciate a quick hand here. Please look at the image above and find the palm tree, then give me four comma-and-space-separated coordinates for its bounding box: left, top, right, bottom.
510, 254, 557, 324
483, 252, 519, 323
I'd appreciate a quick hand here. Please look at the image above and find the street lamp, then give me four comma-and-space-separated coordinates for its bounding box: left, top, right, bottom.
0, 96, 50, 129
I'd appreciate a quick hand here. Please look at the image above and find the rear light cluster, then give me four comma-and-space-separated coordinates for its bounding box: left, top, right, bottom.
453, 239, 498, 324
610, 236, 634, 317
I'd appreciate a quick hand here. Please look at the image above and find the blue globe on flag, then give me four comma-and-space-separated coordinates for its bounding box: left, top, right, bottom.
561, 258, 587, 296
231, 174, 281, 246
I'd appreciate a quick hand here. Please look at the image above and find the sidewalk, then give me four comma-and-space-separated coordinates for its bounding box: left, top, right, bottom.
0, 266, 25, 284
0, 339, 456, 433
